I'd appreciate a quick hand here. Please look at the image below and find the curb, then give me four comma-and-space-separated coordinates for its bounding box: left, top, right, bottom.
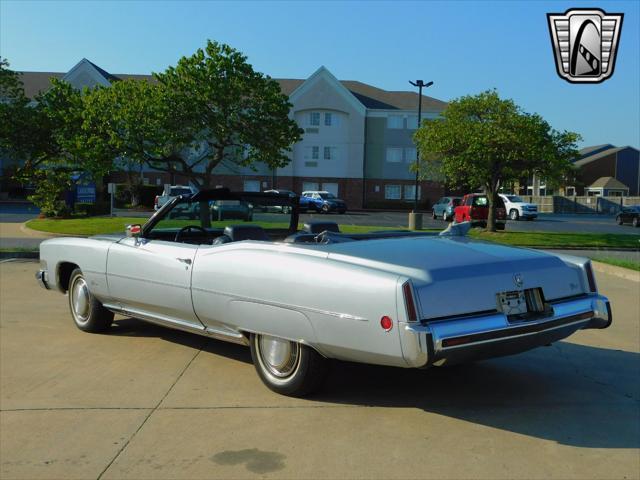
592, 261, 640, 283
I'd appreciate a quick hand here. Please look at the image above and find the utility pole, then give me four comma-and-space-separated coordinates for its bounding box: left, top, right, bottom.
408, 79, 434, 229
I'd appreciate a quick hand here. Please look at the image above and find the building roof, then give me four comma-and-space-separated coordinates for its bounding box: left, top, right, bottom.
587, 176, 630, 190
573, 146, 626, 167
17, 64, 447, 111
578, 144, 614, 157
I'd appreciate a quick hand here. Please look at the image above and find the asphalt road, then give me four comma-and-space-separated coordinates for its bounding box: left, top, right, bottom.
1, 260, 638, 479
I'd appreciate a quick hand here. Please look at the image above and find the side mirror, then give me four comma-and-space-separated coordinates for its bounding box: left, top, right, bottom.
126, 224, 142, 238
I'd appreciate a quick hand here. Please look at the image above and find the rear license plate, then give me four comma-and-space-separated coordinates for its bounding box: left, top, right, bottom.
497, 290, 527, 315
497, 288, 548, 320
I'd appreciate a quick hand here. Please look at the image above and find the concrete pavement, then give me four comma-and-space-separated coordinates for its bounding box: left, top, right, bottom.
1, 260, 638, 479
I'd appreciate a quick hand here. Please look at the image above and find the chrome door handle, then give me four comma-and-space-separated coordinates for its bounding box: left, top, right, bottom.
177, 258, 192, 265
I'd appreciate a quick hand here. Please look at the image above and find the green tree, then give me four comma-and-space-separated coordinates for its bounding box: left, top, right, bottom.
152, 40, 303, 188
414, 90, 580, 231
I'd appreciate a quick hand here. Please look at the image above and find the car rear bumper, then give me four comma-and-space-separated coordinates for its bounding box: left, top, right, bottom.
36, 269, 50, 290
398, 294, 611, 368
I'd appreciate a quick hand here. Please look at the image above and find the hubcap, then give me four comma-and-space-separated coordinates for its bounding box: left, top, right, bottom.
257, 335, 300, 378
71, 277, 90, 323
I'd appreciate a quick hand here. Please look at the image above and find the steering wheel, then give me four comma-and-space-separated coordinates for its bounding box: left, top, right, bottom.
175, 225, 209, 243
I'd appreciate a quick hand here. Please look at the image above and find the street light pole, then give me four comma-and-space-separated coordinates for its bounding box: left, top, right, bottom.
409, 80, 434, 212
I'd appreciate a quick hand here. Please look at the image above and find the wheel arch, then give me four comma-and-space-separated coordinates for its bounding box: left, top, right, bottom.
57, 261, 80, 293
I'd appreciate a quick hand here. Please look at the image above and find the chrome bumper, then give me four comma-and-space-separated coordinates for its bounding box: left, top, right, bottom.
399, 294, 611, 368
35, 269, 50, 290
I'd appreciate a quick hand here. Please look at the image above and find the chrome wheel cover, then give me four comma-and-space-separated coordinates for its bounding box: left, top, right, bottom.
257, 335, 300, 378
70, 276, 91, 324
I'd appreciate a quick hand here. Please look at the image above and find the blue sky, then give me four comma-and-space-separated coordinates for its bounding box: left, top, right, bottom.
1, 0, 638, 148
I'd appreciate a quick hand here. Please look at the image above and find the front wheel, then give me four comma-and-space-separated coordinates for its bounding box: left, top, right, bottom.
321, 204, 330, 214
509, 209, 520, 221
68, 268, 113, 333
442, 211, 449, 222
432, 210, 437, 220
250, 333, 328, 396
633, 217, 639, 228
616, 216, 623, 225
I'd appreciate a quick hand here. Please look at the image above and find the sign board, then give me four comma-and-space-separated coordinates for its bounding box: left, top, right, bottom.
76, 184, 96, 203
107, 183, 116, 194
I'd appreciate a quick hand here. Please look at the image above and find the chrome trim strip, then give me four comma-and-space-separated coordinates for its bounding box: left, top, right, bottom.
191, 286, 367, 322
103, 303, 248, 345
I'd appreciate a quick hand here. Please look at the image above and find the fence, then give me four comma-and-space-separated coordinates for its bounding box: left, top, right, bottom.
520, 196, 640, 214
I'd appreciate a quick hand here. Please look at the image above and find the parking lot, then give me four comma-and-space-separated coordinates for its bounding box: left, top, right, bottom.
1, 259, 638, 479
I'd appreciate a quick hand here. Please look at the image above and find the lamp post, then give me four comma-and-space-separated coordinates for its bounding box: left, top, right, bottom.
407, 80, 433, 230
408, 80, 434, 212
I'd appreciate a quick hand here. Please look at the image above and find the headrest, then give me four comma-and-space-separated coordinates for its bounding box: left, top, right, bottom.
223, 225, 269, 242
303, 221, 340, 234
212, 234, 232, 245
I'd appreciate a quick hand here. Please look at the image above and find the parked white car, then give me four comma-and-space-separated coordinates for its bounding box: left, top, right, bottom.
500, 194, 538, 221
154, 185, 198, 211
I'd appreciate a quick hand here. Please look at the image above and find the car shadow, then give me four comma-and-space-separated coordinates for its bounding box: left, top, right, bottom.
109, 317, 253, 365
107, 319, 639, 449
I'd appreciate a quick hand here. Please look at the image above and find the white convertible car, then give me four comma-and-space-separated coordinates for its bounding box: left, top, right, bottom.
36, 189, 612, 396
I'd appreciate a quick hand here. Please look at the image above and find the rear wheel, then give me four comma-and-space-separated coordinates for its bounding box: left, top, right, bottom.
250, 333, 328, 396
616, 215, 623, 225
432, 210, 437, 219
633, 217, 639, 228
509, 209, 520, 221
321, 204, 330, 214
442, 211, 449, 222
68, 268, 113, 333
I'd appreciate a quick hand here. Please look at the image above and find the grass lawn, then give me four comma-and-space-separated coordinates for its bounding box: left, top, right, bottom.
592, 257, 640, 272
26, 217, 639, 249
469, 230, 640, 249
25, 217, 403, 236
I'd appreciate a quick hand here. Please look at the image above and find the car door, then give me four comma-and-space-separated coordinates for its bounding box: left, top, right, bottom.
106, 237, 203, 328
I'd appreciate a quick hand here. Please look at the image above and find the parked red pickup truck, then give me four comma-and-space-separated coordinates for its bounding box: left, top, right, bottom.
454, 193, 507, 227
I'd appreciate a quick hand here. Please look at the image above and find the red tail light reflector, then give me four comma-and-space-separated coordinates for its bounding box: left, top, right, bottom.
402, 282, 418, 322
380, 316, 393, 331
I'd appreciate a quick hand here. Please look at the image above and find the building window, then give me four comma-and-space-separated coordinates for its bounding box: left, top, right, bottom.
385, 185, 401, 200
324, 113, 332, 126
566, 186, 575, 196
303, 182, 319, 192
312, 146, 319, 159
403, 185, 421, 200
386, 147, 403, 163
244, 180, 260, 192
322, 183, 338, 196
407, 115, 419, 129
387, 115, 403, 129
324, 146, 337, 160
309, 112, 320, 126
405, 147, 417, 163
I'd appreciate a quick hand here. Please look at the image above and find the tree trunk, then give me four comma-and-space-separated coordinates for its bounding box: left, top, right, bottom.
486, 187, 499, 232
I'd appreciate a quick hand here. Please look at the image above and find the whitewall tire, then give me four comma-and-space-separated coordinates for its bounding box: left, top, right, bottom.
250, 333, 328, 396
68, 268, 113, 333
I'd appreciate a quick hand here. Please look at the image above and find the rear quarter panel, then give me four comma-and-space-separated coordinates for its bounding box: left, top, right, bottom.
191, 243, 407, 367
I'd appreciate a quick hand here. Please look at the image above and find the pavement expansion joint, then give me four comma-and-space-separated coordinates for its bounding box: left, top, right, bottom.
95, 337, 208, 480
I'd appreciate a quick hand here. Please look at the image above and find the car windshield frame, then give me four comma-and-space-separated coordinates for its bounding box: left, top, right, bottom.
142, 188, 300, 237
505, 195, 524, 202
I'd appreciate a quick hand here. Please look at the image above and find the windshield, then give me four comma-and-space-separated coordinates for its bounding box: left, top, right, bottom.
170, 187, 192, 196
319, 193, 336, 199
505, 195, 524, 202
144, 195, 297, 244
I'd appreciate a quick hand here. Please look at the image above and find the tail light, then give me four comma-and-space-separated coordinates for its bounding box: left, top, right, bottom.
584, 261, 597, 292
154, 196, 159, 206
402, 281, 418, 322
